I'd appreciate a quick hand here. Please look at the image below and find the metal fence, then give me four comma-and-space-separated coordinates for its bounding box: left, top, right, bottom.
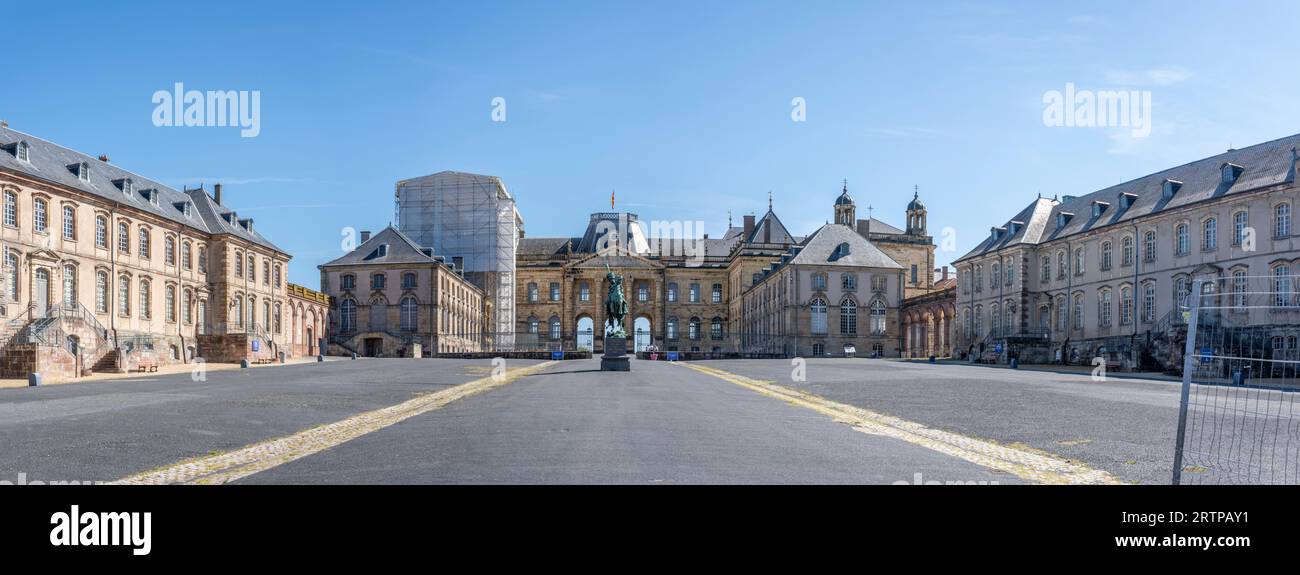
1172, 274, 1300, 485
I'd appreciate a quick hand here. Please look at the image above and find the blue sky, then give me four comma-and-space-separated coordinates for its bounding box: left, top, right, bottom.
5, 0, 1298, 286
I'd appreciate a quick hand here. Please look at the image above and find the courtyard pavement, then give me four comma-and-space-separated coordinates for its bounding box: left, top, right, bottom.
0, 355, 1185, 485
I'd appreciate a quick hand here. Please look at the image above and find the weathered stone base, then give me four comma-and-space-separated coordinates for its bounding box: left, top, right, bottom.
196, 333, 277, 364
600, 355, 630, 371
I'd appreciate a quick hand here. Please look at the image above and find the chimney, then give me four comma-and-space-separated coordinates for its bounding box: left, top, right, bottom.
452, 256, 464, 270
98, 155, 110, 163
941, 266, 950, 281
360, 230, 371, 243
743, 215, 755, 239
214, 183, 223, 206
0, 120, 7, 128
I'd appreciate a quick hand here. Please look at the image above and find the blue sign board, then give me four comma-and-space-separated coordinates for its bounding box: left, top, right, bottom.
251, 340, 260, 352
1200, 347, 1213, 364
667, 352, 680, 362
551, 351, 564, 361
995, 343, 1004, 354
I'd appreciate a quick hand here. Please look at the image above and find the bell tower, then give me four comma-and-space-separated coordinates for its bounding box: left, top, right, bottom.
906, 186, 927, 235
834, 180, 855, 226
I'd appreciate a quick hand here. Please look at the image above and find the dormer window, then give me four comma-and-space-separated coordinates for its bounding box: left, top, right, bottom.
1221, 163, 1243, 185
1162, 179, 1182, 199
1057, 212, 1074, 228
175, 201, 192, 217
1091, 200, 1110, 218
114, 178, 133, 195
70, 162, 91, 182
990, 227, 1005, 241
1008, 221, 1023, 235
378, 244, 389, 257
1118, 192, 1138, 210
15, 141, 29, 162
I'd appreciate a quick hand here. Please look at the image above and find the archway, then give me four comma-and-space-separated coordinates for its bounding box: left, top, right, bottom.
576, 316, 594, 351
633, 316, 651, 352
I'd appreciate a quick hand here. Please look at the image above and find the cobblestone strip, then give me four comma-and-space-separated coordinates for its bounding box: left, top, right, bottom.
680, 363, 1123, 485
111, 361, 556, 485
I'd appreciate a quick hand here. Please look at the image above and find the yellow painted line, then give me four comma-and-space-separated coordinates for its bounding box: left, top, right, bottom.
111, 361, 556, 485
678, 362, 1123, 485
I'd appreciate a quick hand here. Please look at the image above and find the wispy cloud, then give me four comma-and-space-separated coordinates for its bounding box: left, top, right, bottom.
1104, 67, 1191, 87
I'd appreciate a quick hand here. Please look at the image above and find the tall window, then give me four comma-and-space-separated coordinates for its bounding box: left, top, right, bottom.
1072, 293, 1083, 329
1202, 218, 1217, 251
637, 283, 648, 302
94, 216, 106, 248
1074, 248, 1084, 275
1233, 211, 1248, 245
549, 282, 560, 301
139, 279, 151, 319
710, 317, 723, 339
1143, 231, 1157, 263
403, 273, 417, 290
1056, 252, 1066, 279
341, 274, 356, 291
400, 297, 418, 331
184, 289, 193, 324
1233, 271, 1248, 310
62, 265, 76, 306
273, 302, 281, 333
812, 273, 826, 291
262, 261, 270, 285
991, 303, 1001, 334
666, 283, 678, 302
116, 224, 130, 255
1004, 257, 1015, 285
688, 317, 700, 340
549, 316, 561, 340
371, 273, 385, 290
527, 282, 538, 302
689, 283, 700, 303
4, 249, 16, 302
341, 299, 357, 332
95, 271, 108, 312
1174, 223, 1189, 255
2, 191, 15, 227
1120, 286, 1134, 325
33, 198, 47, 233
198, 247, 207, 273
1040, 256, 1050, 282
666, 317, 678, 340
138, 228, 151, 259
165, 236, 175, 265
117, 275, 130, 316
62, 205, 75, 240
1142, 283, 1156, 322
869, 300, 887, 334
1274, 265, 1293, 307
1277, 203, 1293, 238
991, 263, 1000, 288
182, 242, 192, 269
1101, 241, 1112, 271
248, 255, 256, 282
1122, 235, 1134, 267
1099, 290, 1112, 327
165, 285, 176, 322
274, 264, 282, 287
839, 297, 857, 335
712, 283, 723, 303
1175, 277, 1190, 310
810, 298, 828, 335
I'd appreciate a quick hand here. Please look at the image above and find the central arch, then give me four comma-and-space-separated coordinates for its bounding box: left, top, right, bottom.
633, 316, 652, 352
576, 316, 594, 351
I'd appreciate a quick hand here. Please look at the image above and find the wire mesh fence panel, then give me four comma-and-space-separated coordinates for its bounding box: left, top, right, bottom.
1173, 274, 1300, 485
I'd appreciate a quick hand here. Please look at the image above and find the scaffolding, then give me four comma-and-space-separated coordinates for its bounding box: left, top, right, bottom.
395, 171, 521, 350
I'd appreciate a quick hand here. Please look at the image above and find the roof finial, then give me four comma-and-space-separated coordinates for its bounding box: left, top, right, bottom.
913, 184, 919, 200
842, 178, 848, 193
768, 190, 773, 212
728, 210, 732, 228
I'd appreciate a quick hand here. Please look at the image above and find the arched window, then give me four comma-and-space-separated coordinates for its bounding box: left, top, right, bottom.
117, 222, 130, 254
262, 260, 270, 285
527, 316, 539, 334
95, 215, 107, 248
688, 317, 701, 340
139, 279, 151, 319
33, 197, 47, 233
138, 228, 150, 259
165, 284, 176, 322
710, 317, 723, 339
165, 236, 175, 265
62, 265, 77, 306
182, 242, 192, 269
198, 247, 207, 273
95, 271, 108, 312
839, 297, 857, 335
340, 299, 357, 332
810, 298, 828, 335
1144, 231, 1157, 262
666, 317, 678, 340
248, 255, 256, 282
117, 275, 130, 316
869, 299, 887, 334
400, 297, 418, 331
1175, 223, 1189, 255
233, 296, 243, 327
549, 316, 561, 340
62, 205, 75, 240
274, 264, 282, 287
1143, 282, 1156, 322
273, 302, 282, 333
2, 191, 16, 227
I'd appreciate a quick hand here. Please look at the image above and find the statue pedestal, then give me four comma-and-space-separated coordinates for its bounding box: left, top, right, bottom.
600, 337, 631, 372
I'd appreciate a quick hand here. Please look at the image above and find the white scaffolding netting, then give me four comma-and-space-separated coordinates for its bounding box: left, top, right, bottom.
395, 172, 520, 350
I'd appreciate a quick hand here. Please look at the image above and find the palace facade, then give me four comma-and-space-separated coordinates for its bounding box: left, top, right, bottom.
0, 125, 319, 379
515, 186, 936, 357
953, 135, 1300, 370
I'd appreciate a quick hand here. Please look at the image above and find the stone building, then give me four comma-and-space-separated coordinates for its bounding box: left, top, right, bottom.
954, 135, 1300, 369
0, 125, 301, 379
286, 283, 329, 358
901, 268, 957, 358
320, 226, 484, 357
515, 185, 933, 357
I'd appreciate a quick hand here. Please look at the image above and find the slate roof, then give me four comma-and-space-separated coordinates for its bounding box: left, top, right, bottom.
789, 223, 903, 269
320, 226, 440, 267
956, 133, 1300, 262
747, 209, 797, 244
0, 125, 285, 253
518, 237, 577, 258
857, 217, 905, 236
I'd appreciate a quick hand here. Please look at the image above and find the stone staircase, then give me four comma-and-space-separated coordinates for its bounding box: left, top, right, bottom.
91, 349, 119, 373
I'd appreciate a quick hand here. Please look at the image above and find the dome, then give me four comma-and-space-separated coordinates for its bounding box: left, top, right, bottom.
835, 190, 854, 206
907, 192, 925, 211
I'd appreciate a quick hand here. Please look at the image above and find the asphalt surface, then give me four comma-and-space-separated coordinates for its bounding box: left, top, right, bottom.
239, 358, 1017, 484
0, 358, 539, 483
693, 358, 1184, 484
